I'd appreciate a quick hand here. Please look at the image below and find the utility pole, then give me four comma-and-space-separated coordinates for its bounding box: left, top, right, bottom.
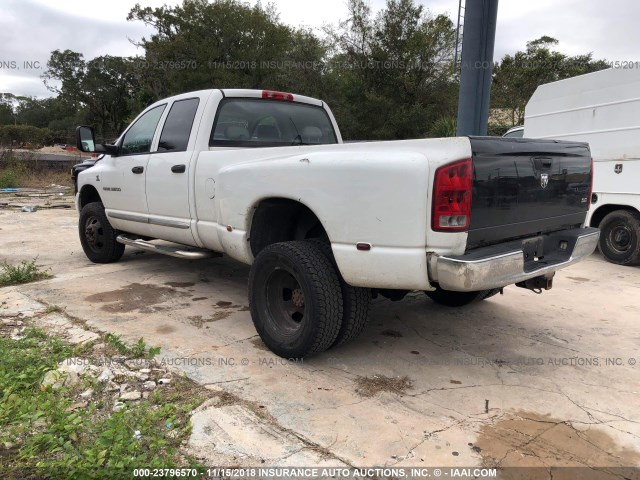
453, 0, 465, 71
456, 0, 499, 136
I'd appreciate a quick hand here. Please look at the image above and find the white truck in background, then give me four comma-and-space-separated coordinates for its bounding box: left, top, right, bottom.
525, 68, 640, 265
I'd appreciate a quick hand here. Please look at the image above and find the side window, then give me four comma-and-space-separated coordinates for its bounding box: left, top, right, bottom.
157, 98, 200, 152
121, 104, 166, 155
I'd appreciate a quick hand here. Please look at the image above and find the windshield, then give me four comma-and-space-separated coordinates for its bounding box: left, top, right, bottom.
210, 98, 337, 147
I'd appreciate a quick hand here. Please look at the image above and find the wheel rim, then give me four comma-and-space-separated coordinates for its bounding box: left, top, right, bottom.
84, 215, 105, 252
265, 268, 306, 334
607, 223, 632, 254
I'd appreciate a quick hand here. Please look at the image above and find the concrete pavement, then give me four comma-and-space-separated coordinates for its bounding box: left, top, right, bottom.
1, 207, 639, 474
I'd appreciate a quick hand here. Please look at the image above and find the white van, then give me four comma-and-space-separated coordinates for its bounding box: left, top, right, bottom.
524, 68, 640, 265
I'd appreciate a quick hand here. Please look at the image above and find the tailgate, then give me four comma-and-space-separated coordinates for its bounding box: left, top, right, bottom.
468, 137, 591, 249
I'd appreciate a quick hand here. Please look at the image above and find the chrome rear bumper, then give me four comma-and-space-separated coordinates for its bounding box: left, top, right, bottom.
429, 228, 599, 292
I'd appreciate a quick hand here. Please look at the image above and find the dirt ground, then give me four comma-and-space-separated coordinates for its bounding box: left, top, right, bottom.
1, 206, 639, 476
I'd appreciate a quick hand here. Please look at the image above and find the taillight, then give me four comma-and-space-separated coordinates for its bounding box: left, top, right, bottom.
432, 158, 473, 232
262, 90, 294, 101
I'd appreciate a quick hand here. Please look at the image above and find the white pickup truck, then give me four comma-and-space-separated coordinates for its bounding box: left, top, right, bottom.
75, 89, 599, 358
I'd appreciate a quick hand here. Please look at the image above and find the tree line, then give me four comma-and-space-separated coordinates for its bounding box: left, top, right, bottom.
0, 0, 608, 145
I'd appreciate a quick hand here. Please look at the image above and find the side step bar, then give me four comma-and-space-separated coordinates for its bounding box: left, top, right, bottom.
116, 235, 221, 260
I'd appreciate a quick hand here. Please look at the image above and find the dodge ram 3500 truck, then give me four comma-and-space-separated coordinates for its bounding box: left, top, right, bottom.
75, 89, 599, 358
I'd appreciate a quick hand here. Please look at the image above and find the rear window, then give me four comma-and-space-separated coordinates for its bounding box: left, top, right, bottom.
210, 98, 337, 147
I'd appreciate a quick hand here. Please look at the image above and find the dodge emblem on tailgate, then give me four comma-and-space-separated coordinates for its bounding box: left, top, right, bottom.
540, 173, 549, 189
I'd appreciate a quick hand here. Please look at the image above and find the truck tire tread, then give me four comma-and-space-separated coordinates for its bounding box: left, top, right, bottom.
308, 239, 371, 347
79, 202, 125, 264
248, 240, 343, 358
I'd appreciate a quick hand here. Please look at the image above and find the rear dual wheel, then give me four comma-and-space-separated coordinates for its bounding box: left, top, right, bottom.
249, 241, 343, 358
309, 239, 371, 347
248, 240, 370, 358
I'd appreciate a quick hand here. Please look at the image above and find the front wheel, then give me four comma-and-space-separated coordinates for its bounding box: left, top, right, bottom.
248, 241, 343, 358
425, 287, 501, 307
79, 202, 125, 263
598, 210, 640, 266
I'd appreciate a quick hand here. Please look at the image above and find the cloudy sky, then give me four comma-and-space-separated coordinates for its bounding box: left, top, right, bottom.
1, 0, 638, 98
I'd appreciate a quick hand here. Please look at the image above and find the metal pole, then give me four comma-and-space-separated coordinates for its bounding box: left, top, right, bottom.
456, 0, 499, 136
454, 0, 463, 70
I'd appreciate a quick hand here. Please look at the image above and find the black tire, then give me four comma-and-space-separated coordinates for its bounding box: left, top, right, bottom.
248, 241, 343, 358
425, 287, 500, 307
79, 202, 125, 264
598, 210, 640, 266
309, 239, 370, 347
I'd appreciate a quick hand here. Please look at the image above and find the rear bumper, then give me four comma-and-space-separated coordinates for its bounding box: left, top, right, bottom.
429, 228, 599, 292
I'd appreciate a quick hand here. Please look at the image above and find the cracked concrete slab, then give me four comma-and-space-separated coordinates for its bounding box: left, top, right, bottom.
38, 312, 101, 344
1, 289, 47, 318
2, 208, 640, 470
188, 403, 347, 467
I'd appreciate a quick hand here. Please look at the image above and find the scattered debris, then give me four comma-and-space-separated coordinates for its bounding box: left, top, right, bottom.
354, 374, 413, 397
98, 368, 112, 383
120, 391, 142, 401
79, 389, 94, 399
41, 357, 89, 389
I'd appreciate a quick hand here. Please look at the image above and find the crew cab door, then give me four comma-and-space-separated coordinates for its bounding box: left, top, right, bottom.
145, 94, 205, 245
102, 103, 167, 237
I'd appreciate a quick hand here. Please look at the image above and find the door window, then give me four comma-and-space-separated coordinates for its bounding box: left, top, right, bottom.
121, 104, 166, 155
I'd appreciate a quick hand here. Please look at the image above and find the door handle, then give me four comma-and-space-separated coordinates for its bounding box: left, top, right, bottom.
171, 164, 186, 173
131, 166, 144, 174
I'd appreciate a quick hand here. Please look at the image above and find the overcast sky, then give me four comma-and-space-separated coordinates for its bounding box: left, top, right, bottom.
1, 0, 638, 98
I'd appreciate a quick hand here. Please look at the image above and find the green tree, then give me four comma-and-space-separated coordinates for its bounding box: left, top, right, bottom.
42, 51, 138, 136
491, 36, 609, 125
324, 0, 458, 140
0, 93, 16, 125
127, 0, 327, 99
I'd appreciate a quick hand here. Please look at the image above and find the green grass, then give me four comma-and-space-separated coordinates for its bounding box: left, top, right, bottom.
0, 259, 52, 287
104, 333, 161, 359
0, 157, 73, 189
0, 327, 206, 479
0, 168, 22, 188
0, 259, 51, 287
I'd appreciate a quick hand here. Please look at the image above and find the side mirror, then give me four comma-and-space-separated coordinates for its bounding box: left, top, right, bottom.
76, 126, 96, 152
76, 126, 120, 155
